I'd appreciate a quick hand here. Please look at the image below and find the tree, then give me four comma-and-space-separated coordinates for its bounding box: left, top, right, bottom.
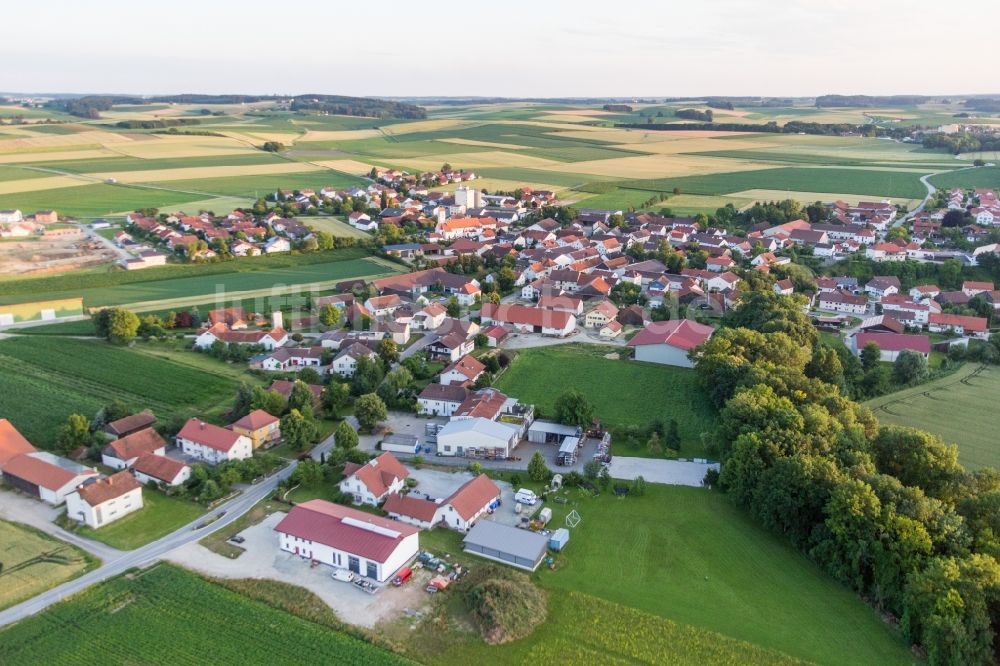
860, 342, 882, 372
297, 367, 322, 385
647, 432, 663, 456
292, 458, 323, 485
893, 350, 928, 386
377, 338, 399, 365
384, 367, 413, 395
583, 459, 601, 480
232, 382, 255, 420
56, 413, 92, 455
335, 420, 359, 449
553, 389, 594, 427
527, 450, 551, 482
251, 386, 287, 417
445, 296, 460, 318
322, 382, 350, 417
280, 409, 316, 452
319, 304, 341, 327
288, 380, 316, 412
355, 393, 388, 431
351, 355, 384, 395
942, 209, 966, 227
93, 307, 140, 344
665, 419, 681, 451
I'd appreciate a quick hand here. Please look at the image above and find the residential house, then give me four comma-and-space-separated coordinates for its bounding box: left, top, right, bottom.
417, 383, 470, 417
101, 428, 167, 470
338, 452, 409, 506
384, 474, 500, 531
230, 410, 281, 449
584, 300, 619, 329
440, 355, 486, 387
331, 342, 378, 378
480, 303, 576, 337
818, 290, 867, 314
928, 313, 989, 338
176, 418, 252, 464
65, 471, 143, 529
626, 320, 714, 368
131, 454, 191, 487
412, 303, 447, 331
963, 280, 994, 297
865, 276, 901, 299
194, 323, 288, 350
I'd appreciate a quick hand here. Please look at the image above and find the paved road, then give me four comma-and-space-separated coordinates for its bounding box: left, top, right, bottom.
400, 332, 438, 359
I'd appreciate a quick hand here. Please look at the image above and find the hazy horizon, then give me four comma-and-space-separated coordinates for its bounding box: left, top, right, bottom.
3, 0, 998, 98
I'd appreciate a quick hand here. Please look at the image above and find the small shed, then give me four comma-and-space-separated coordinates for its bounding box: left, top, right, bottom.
380, 433, 420, 454
527, 420, 580, 444
557, 436, 580, 465
549, 528, 570, 552
463, 520, 549, 571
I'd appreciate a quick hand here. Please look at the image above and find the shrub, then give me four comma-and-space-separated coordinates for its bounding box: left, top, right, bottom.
462, 565, 547, 644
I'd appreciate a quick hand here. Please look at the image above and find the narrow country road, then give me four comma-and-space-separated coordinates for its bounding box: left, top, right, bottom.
0, 430, 340, 628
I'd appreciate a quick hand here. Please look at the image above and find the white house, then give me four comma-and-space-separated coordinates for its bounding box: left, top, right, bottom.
417, 383, 469, 417
456, 282, 481, 307
626, 320, 714, 368
175, 418, 252, 464
0, 209, 23, 223
65, 471, 143, 529
384, 473, 501, 532
479, 303, 576, 337
193, 323, 288, 350
338, 453, 409, 506
817, 290, 867, 315
101, 428, 167, 470
439, 355, 485, 386
264, 236, 291, 253
436, 418, 520, 458
131, 454, 191, 487
275, 499, 419, 583
411, 303, 447, 331
331, 342, 378, 378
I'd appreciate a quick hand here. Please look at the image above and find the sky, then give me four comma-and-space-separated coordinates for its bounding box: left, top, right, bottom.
3, 0, 998, 98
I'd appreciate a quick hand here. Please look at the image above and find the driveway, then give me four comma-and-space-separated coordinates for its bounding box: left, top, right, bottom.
400, 333, 438, 360
358, 412, 445, 453
0, 490, 123, 562
608, 457, 718, 487
167, 512, 431, 629
501, 329, 626, 350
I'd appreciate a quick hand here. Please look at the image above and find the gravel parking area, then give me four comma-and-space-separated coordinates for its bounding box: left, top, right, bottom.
166, 512, 431, 628
358, 413, 445, 454
607, 457, 718, 487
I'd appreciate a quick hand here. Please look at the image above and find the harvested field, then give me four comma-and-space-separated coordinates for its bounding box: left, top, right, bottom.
0, 521, 97, 611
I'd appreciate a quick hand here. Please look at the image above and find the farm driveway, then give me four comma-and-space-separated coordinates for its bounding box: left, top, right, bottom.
166, 512, 429, 629
607, 457, 718, 487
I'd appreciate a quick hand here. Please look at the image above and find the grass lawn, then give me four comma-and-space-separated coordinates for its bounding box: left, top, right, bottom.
866, 362, 1000, 470
199, 495, 283, 558
0, 564, 411, 665
0, 336, 241, 445
295, 215, 372, 239
494, 344, 717, 457
68, 491, 205, 550
0, 520, 99, 611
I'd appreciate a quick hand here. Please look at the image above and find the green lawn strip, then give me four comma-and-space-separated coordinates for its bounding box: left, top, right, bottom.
866, 363, 999, 470
493, 344, 716, 458
0, 563, 411, 664
63, 492, 204, 550
0, 520, 100, 611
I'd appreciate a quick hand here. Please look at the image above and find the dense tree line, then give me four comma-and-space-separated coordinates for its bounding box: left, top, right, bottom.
616, 120, 904, 137
815, 94, 936, 107
113, 118, 201, 129
602, 104, 632, 112
290, 96, 425, 119
695, 289, 1000, 665
675, 108, 713, 122
922, 132, 1000, 155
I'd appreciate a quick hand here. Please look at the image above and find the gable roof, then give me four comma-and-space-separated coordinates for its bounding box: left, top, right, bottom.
105, 410, 156, 436
76, 470, 141, 506
132, 453, 189, 483
855, 331, 930, 354
383, 493, 440, 523
342, 452, 409, 497
442, 355, 486, 381
103, 428, 166, 461
0, 419, 36, 467
626, 319, 714, 351
3, 452, 96, 491
231, 409, 280, 431
274, 499, 419, 563
418, 383, 470, 403
177, 418, 245, 452
445, 474, 501, 521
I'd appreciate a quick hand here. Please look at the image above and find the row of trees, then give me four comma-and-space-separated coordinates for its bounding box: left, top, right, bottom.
697, 290, 1000, 665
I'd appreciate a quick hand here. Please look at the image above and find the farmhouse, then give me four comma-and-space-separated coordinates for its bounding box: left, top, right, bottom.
385, 474, 501, 531
229, 409, 281, 449
131, 454, 191, 487
0, 419, 37, 470
176, 418, 252, 464
275, 499, 419, 583
851, 331, 930, 362
194, 323, 288, 350
462, 520, 549, 571
584, 300, 619, 328
65, 471, 143, 529
338, 452, 409, 506
103, 410, 156, 438
1, 452, 97, 505
627, 320, 714, 368
480, 303, 576, 337
101, 428, 167, 470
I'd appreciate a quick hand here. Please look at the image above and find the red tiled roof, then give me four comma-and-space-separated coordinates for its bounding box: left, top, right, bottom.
445, 474, 500, 521
480, 303, 574, 329
928, 313, 987, 332
268, 379, 324, 402
0, 419, 36, 467
626, 320, 714, 351
342, 452, 408, 497
855, 332, 930, 353
383, 494, 440, 523
442, 355, 486, 381
76, 470, 141, 506
3, 453, 94, 491
104, 428, 166, 461
231, 409, 279, 431
455, 389, 509, 420
275, 499, 419, 563
132, 453, 188, 483
105, 410, 156, 436
177, 418, 245, 452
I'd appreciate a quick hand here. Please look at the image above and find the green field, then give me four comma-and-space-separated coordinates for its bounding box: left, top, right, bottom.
0, 183, 212, 218
866, 363, 1000, 470
0, 249, 398, 308
70, 492, 205, 550
493, 344, 717, 457
927, 166, 1000, 191
0, 564, 410, 665
406, 485, 912, 666
0, 520, 98, 611
0, 336, 240, 445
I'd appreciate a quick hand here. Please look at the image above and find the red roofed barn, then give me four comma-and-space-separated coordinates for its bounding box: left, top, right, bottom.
626, 319, 715, 367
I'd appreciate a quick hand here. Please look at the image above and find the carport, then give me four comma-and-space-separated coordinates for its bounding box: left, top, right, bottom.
462, 520, 549, 571
527, 420, 580, 444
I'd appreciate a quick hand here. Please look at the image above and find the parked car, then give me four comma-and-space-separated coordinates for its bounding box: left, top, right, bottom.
392, 567, 413, 586
330, 568, 355, 583
514, 488, 538, 505
229, 535, 245, 544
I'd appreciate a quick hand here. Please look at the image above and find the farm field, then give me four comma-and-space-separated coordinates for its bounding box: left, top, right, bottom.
0, 564, 411, 665
0, 336, 240, 445
294, 215, 372, 239
0, 520, 98, 611
866, 363, 1000, 470
493, 344, 717, 457
928, 166, 1000, 191
68, 492, 205, 550
0, 249, 399, 308
405, 485, 912, 666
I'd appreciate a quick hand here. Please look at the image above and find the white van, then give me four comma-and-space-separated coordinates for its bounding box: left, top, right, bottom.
514, 488, 538, 505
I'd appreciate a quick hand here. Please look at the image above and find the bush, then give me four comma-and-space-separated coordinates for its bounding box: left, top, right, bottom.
462, 565, 548, 644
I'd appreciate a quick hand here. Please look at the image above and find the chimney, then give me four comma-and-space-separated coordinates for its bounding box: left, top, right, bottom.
271, 310, 283, 330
